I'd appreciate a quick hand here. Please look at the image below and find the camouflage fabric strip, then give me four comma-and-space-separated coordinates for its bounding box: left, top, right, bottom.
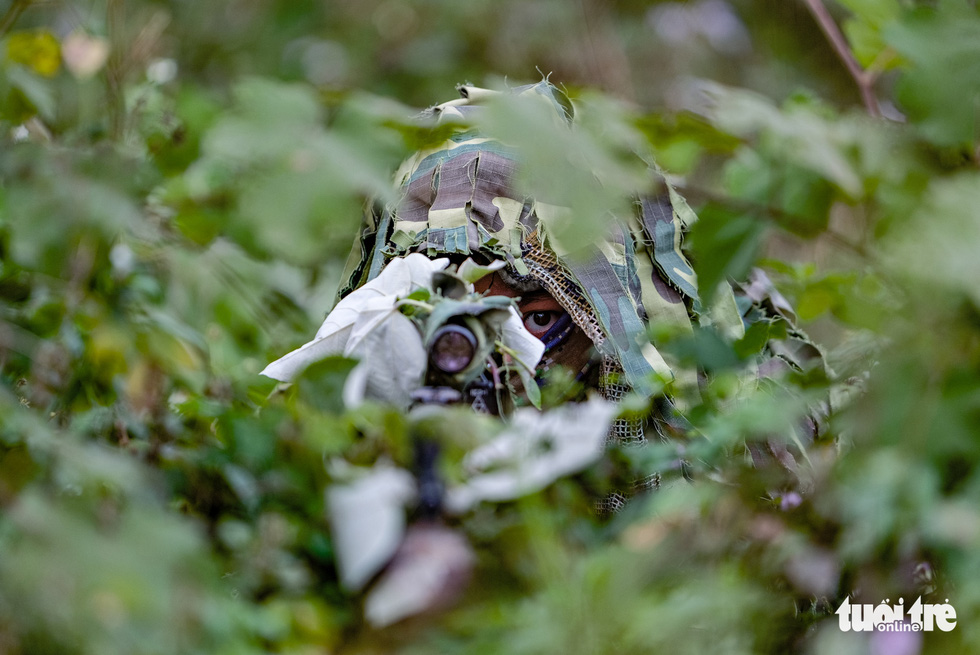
404, 140, 518, 186
364, 208, 393, 281
558, 246, 661, 395
627, 211, 700, 403
390, 150, 522, 257
639, 197, 698, 301
734, 268, 824, 373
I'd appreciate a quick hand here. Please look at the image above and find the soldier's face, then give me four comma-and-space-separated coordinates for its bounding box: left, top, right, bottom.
473, 272, 565, 340
474, 272, 596, 379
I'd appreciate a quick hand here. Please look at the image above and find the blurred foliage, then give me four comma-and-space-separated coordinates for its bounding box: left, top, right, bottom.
2, 0, 980, 653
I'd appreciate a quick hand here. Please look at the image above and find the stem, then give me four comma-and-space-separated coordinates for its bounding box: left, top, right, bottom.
104, 0, 126, 140
495, 342, 535, 375
395, 299, 435, 312
0, 0, 30, 37
802, 0, 882, 118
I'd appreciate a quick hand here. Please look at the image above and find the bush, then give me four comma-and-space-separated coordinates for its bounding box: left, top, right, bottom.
2, 1, 980, 652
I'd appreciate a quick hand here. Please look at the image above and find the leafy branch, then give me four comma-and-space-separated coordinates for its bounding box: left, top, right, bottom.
673, 182, 869, 258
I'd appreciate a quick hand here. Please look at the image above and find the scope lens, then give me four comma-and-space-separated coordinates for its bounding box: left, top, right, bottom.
430, 325, 477, 374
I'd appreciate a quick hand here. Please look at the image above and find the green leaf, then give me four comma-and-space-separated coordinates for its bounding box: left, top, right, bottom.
702, 84, 863, 198
723, 150, 833, 237
662, 326, 741, 374
836, 0, 902, 26
883, 172, 980, 307
5, 64, 56, 121
522, 369, 542, 409
838, 0, 903, 69
795, 284, 837, 322
886, 5, 980, 146
296, 356, 360, 415
688, 205, 765, 299
478, 89, 649, 257
734, 319, 772, 359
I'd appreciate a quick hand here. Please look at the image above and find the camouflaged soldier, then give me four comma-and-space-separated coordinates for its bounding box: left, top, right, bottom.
335, 81, 824, 509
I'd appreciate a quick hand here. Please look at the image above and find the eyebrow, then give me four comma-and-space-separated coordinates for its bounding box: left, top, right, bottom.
515, 290, 564, 313
516, 289, 553, 303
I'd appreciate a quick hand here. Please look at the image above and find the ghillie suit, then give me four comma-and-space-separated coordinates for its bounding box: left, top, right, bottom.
338, 81, 825, 510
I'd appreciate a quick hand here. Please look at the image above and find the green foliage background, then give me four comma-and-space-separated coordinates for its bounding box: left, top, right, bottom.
2, 0, 980, 653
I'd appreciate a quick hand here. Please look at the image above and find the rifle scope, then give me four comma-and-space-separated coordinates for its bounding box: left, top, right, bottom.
428, 324, 478, 374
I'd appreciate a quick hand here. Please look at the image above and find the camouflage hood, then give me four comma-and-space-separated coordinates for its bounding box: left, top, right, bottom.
339, 80, 703, 402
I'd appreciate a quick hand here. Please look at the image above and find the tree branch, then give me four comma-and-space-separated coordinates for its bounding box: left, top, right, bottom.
104, 0, 126, 140
802, 0, 882, 118
0, 0, 31, 37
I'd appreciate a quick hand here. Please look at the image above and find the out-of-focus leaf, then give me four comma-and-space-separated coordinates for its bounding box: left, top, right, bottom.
478, 89, 648, 257
662, 325, 741, 374
363, 522, 474, 627
882, 172, 980, 306
60, 31, 110, 79
885, 5, 980, 146
837, 0, 903, 70
636, 112, 741, 175
177, 78, 405, 265
701, 84, 863, 198
688, 205, 765, 298
4, 65, 56, 120
796, 283, 838, 322
445, 398, 616, 512
222, 463, 260, 512
295, 356, 360, 415
326, 463, 416, 591
734, 319, 771, 359
6, 30, 61, 77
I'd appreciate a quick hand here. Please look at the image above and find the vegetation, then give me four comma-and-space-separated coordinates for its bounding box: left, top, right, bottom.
2, 0, 980, 653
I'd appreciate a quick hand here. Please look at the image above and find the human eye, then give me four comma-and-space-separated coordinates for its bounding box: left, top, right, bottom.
522, 310, 561, 339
